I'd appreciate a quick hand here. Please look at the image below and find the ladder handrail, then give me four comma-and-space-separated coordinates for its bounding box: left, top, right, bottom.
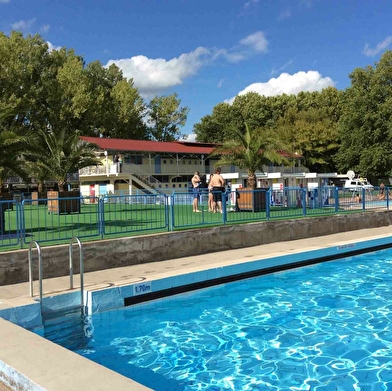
28, 241, 43, 303
69, 237, 84, 311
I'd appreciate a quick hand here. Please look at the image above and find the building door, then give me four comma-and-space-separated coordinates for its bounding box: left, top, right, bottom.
99, 184, 107, 197
204, 158, 210, 173
89, 184, 96, 203
155, 156, 161, 174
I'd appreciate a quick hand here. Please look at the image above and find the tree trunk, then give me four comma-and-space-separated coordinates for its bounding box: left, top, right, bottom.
248, 172, 257, 189
58, 181, 66, 192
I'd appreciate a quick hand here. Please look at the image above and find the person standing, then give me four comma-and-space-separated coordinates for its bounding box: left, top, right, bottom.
208, 174, 214, 212
191, 171, 201, 212
118, 156, 123, 173
209, 168, 225, 213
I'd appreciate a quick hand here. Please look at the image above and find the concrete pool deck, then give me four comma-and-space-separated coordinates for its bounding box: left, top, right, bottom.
1, 225, 392, 390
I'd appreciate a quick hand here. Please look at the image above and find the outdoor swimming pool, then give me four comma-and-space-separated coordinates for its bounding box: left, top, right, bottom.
36, 248, 392, 390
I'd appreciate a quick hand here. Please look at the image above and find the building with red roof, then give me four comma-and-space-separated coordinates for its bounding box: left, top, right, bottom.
77, 137, 324, 198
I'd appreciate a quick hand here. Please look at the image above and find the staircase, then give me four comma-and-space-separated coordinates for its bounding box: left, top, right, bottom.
41, 306, 93, 350
130, 174, 160, 194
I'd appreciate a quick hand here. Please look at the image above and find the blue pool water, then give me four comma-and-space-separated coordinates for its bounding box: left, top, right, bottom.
38, 249, 392, 390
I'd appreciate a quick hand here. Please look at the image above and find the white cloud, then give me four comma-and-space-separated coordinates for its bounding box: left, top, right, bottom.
106, 31, 268, 96
363, 36, 392, 57
299, 0, 312, 8
243, 0, 259, 9
277, 8, 291, 21
217, 79, 224, 88
239, 31, 268, 53
213, 48, 246, 63
0, 0, 10, 3
181, 133, 197, 142
11, 18, 36, 32
40, 24, 50, 33
47, 41, 61, 52
106, 46, 210, 96
227, 71, 335, 103
271, 59, 293, 76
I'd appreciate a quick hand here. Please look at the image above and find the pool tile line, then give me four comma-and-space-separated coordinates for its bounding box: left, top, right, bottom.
86, 234, 392, 315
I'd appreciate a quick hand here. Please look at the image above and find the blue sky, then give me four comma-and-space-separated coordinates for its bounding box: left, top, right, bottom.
1, 0, 392, 140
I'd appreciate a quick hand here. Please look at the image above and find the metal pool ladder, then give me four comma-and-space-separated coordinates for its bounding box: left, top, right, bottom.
28, 237, 85, 314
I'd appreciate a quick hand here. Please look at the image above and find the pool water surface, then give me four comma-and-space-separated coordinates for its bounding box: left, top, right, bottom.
38, 249, 392, 390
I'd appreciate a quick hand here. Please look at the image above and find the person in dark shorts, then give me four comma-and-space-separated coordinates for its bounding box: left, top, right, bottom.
209, 168, 225, 213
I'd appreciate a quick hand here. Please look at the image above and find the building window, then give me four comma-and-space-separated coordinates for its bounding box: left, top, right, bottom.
163, 160, 167, 164
124, 155, 142, 165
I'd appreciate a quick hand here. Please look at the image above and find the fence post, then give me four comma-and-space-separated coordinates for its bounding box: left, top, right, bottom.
18, 199, 25, 249
387, 187, 389, 210
334, 187, 339, 213
362, 188, 366, 210
98, 197, 105, 238
222, 191, 227, 223
302, 188, 307, 217
266, 189, 271, 220
168, 194, 173, 231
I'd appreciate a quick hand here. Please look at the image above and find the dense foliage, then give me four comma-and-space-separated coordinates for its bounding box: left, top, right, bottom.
335, 51, 392, 180
0, 31, 189, 190
195, 87, 343, 173
147, 94, 190, 141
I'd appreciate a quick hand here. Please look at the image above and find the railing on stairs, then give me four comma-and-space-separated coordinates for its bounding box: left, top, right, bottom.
69, 236, 85, 314
28, 237, 85, 315
28, 241, 43, 303
130, 173, 158, 194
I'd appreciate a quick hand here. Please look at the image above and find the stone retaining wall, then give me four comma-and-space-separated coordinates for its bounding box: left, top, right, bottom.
1, 211, 392, 285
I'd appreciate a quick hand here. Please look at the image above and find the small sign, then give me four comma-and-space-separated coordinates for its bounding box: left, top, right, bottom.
133, 281, 152, 296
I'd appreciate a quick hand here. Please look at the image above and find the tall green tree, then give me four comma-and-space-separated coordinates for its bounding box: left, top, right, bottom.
0, 31, 148, 141
274, 104, 341, 172
0, 109, 30, 193
147, 93, 189, 141
335, 51, 392, 179
212, 123, 288, 189
83, 62, 147, 139
231, 92, 295, 130
193, 102, 240, 142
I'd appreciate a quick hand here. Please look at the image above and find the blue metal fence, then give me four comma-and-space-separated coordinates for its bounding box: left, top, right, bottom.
102, 194, 168, 236
0, 186, 389, 250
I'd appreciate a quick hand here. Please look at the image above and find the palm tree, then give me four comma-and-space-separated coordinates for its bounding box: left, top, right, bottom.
27, 128, 101, 192
212, 123, 289, 189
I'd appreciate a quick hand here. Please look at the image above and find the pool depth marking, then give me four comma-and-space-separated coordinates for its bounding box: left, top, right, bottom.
133, 281, 152, 296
